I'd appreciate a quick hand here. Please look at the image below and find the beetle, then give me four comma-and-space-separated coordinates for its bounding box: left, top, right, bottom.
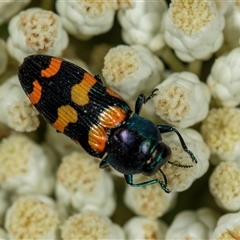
18, 55, 197, 193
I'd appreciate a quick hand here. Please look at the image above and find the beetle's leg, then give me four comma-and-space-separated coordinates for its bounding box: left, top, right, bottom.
99, 159, 109, 168
94, 74, 103, 83
157, 125, 197, 163
135, 89, 158, 114
145, 88, 158, 102
135, 94, 145, 114
124, 174, 171, 193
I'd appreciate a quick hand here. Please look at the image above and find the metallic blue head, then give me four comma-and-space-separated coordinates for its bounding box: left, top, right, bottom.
102, 113, 172, 176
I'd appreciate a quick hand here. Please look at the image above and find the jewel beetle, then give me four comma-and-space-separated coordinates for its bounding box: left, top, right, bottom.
18, 55, 197, 193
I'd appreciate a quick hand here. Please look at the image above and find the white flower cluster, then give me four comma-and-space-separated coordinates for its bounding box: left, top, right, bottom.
102, 44, 164, 101
164, 0, 225, 62
165, 208, 219, 239
1, 0, 240, 239
207, 47, 240, 107
118, 0, 167, 53
55, 152, 115, 216
153, 71, 210, 128
7, 8, 68, 62
56, 0, 118, 40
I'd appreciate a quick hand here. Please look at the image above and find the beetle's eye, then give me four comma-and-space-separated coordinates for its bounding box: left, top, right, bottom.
141, 142, 172, 176
161, 143, 172, 162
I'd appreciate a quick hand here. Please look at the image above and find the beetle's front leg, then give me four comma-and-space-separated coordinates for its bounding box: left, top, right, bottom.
135, 89, 158, 115
157, 125, 197, 163
124, 174, 170, 193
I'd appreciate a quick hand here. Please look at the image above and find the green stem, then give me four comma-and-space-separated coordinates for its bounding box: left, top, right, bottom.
40, 0, 54, 10
158, 47, 186, 72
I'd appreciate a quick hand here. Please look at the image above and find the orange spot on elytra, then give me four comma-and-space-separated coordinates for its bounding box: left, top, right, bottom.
88, 124, 107, 153
106, 88, 122, 99
71, 72, 97, 106
41, 57, 62, 78
98, 106, 127, 129
53, 105, 78, 133
27, 80, 42, 104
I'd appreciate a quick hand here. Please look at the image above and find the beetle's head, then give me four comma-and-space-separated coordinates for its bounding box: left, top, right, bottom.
141, 142, 172, 176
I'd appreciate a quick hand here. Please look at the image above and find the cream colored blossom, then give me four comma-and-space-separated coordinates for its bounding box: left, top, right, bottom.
158, 128, 209, 192
118, 0, 167, 53
124, 216, 167, 240
56, 0, 118, 40
207, 47, 240, 107
0, 75, 39, 132
5, 195, 60, 240
0, 0, 30, 25
209, 161, 240, 211
0, 39, 8, 76
164, 0, 225, 62
0, 134, 55, 196
102, 44, 164, 101
201, 108, 240, 164
55, 151, 115, 216
211, 211, 240, 239
7, 8, 68, 62
124, 176, 177, 218
165, 208, 219, 239
153, 71, 210, 128
60, 211, 124, 240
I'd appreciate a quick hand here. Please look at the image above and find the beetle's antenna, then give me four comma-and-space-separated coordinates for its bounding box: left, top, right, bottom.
168, 160, 193, 168
159, 168, 168, 185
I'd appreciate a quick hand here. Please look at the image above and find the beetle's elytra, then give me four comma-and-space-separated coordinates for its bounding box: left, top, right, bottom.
18, 55, 197, 193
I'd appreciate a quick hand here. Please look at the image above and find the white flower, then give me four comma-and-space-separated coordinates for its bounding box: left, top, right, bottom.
124, 177, 177, 218
207, 47, 240, 107
123, 216, 167, 239
0, 39, 8, 76
0, 0, 30, 25
102, 44, 164, 101
0, 75, 39, 132
153, 72, 211, 128
5, 195, 60, 240
158, 128, 209, 192
164, 0, 225, 62
60, 211, 124, 240
0, 134, 56, 196
211, 211, 240, 239
56, 0, 118, 40
165, 208, 219, 239
223, 3, 240, 49
7, 8, 69, 62
201, 108, 240, 164
209, 161, 240, 211
55, 151, 115, 217
118, 0, 167, 53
